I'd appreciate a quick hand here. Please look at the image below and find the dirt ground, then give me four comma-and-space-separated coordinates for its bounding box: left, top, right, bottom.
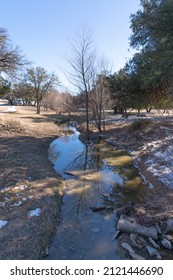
0, 106, 173, 259
0, 106, 65, 259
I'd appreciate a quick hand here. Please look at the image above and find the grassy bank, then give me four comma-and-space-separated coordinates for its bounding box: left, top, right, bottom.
0, 106, 64, 259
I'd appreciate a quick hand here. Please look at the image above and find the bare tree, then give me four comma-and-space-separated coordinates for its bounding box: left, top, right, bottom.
0, 27, 28, 76
42, 90, 65, 114
66, 29, 96, 140
24, 66, 59, 114
90, 73, 111, 133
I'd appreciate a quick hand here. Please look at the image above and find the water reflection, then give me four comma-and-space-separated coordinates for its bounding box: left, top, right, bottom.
47, 128, 145, 259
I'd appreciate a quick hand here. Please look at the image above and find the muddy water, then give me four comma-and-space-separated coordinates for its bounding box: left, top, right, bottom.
47, 127, 145, 260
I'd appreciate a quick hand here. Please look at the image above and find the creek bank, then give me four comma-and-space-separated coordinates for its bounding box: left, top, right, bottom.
0, 111, 64, 259
79, 118, 173, 259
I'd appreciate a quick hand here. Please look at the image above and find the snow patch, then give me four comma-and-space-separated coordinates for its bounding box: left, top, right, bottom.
28, 208, 41, 217
12, 201, 22, 207
0, 220, 8, 229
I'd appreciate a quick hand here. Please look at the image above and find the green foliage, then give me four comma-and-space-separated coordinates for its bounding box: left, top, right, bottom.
129, 0, 173, 109
0, 76, 11, 97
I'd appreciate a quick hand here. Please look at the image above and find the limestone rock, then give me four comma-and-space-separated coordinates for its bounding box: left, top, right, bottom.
121, 242, 145, 260
117, 214, 158, 240
149, 237, 160, 249
166, 219, 173, 233
130, 233, 146, 249
112, 230, 120, 240
155, 223, 162, 235
161, 234, 173, 241
161, 238, 172, 250
146, 245, 161, 259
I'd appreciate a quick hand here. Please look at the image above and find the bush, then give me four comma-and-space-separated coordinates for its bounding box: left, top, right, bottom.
131, 119, 151, 132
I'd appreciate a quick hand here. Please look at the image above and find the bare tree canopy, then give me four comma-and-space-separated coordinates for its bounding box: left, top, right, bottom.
66, 29, 97, 139
0, 27, 28, 76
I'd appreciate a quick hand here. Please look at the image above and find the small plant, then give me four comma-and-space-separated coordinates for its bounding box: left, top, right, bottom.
131, 119, 152, 132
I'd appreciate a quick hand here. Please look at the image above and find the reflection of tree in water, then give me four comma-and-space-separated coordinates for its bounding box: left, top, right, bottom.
62, 143, 108, 219
64, 143, 103, 173
61, 141, 145, 221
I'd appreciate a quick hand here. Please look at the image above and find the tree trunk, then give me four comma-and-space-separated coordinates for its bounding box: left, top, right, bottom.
36, 100, 40, 114
85, 91, 90, 141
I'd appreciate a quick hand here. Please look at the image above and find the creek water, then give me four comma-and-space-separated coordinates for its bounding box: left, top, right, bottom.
47, 127, 145, 260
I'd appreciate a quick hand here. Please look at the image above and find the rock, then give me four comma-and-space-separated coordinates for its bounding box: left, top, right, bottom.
90, 205, 106, 212
121, 242, 135, 255
130, 252, 146, 260
161, 238, 172, 250
112, 230, 120, 240
161, 234, 173, 241
117, 214, 158, 240
149, 237, 160, 249
146, 245, 161, 260
130, 233, 146, 249
155, 223, 162, 235
165, 218, 173, 233
45, 247, 49, 256
121, 242, 145, 260
146, 245, 156, 257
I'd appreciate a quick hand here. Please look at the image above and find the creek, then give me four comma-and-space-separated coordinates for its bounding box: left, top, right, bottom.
47, 126, 145, 260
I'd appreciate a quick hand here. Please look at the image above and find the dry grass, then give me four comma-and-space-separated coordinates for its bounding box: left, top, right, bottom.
0, 106, 64, 259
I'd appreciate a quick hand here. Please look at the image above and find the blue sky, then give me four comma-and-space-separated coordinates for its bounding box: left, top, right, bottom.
1, 0, 141, 90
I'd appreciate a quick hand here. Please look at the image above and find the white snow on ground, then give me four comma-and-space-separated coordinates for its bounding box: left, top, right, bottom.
28, 208, 41, 217
0, 106, 17, 113
140, 123, 173, 189
144, 143, 173, 188
0, 220, 8, 229
106, 114, 173, 189
12, 201, 22, 207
